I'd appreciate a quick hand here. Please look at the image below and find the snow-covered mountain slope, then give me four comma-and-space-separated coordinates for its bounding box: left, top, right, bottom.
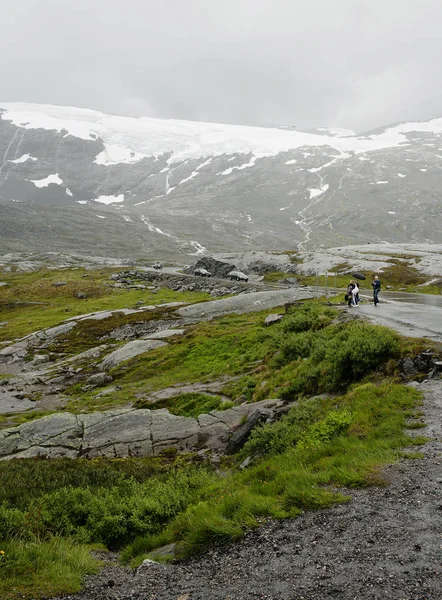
1, 102, 442, 258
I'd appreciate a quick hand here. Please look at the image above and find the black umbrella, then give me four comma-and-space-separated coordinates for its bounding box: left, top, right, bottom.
352, 272, 366, 281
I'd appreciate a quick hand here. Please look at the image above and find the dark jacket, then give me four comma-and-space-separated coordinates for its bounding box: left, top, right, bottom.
372, 279, 381, 291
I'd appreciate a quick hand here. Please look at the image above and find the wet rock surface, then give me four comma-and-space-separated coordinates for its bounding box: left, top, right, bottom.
53, 379, 442, 600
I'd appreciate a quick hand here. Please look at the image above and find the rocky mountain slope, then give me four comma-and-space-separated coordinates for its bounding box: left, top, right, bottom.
1, 103, 442, 258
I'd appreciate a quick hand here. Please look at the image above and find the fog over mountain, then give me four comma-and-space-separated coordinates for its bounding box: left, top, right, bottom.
4, 0, 442, 133
0, 103, 441, 259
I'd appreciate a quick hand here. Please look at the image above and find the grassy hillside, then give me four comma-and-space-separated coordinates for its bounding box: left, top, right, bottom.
0, 267, 436, 598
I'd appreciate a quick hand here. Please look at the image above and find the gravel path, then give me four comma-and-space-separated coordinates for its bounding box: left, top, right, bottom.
58, 378, 442, 600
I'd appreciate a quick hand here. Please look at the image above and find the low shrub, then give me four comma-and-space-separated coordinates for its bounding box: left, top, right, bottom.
276, 322, 399, 400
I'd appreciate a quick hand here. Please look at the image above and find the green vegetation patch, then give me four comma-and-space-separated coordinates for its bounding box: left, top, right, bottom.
382, 260, 426, 288
0, 538, 100, 600
0, 382, 422, 575
0, 291, 429, 594
135, 392, 234, 418
0, 267, 212, 344
75, 301, 400, 412
113, 310, 274, 395
49, 306, 178, 357
0, 289, 436, 596
129, 381, 422, 561
262, 271, 291, 282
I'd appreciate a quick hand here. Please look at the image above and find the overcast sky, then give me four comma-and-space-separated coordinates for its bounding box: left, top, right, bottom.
1, 0, 441, 132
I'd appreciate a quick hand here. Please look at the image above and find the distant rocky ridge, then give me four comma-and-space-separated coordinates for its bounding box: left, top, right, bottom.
1, 103, 442, 258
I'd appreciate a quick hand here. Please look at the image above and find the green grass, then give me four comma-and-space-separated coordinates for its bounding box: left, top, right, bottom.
0, 267, 212, 344
135, 393, 235, 418
109, 302, 340, 404
5, 383, 418, 561
0, 538, 100, 600
60, 301, 411, 416
0, 372, 425, 593
0, 265, 438, 596
110, 310, 275, 395
126, 382, 423, 561
262, 271, 291, 282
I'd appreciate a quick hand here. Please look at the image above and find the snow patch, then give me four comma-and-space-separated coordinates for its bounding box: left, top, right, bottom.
95, 194, 124, 205
220, 156, 257, 175
140, 215, 172, 237
189, 241, 207, 255
196, 158, 212, 170
94, 144, 147, 166
308, 184, 329, 199
317, 127, 356, 137
420, 168, 427, 172
66, 188, 73, 196
29, 173, 63, 188
397, 173, 406, 177
77, 200, 89, 204
285, 159, 297, 165
369, 181, 388, 185
280, 206, 290, 211
8, 153, 37, 164
122, 215, 133, 222
6, 102, 442, 167
388, 211, 396, 214
178, 171, 199, 185
96, 215, 106, 219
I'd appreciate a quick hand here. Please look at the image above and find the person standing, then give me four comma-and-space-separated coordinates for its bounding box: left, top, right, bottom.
372, 275, 381, 305
346, 280, 354, 306
352, 281, 359, 306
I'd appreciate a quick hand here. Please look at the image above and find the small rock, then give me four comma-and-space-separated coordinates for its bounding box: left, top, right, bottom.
239, 456, 252, 470
150, 543, 176, 559
402, 357, 417, 376
33, 354, 50, 366
86, 373, 113, 387
76, 291, 88, 299
264, 314, 284, 326
53, 281, 67, 287
137, 559, 158, 572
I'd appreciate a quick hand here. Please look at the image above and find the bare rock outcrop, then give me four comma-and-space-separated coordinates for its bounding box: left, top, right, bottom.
0, 400, 281, 460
